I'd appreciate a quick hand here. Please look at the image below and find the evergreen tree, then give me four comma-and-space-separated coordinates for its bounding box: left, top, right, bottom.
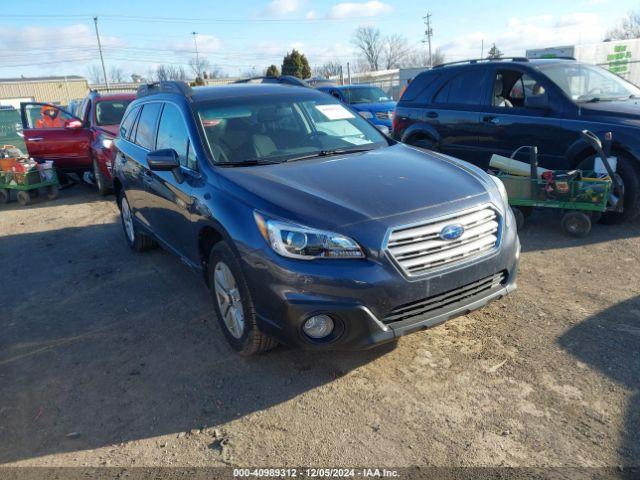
265, 64, 280, 77
281, 49, 311, 79
487, 43, 503, 59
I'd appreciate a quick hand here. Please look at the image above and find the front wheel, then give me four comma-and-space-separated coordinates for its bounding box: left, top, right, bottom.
118, 191, 157, 252
0, 188, 10, 204
578, 153, 640, 224
208, 241, 277, 356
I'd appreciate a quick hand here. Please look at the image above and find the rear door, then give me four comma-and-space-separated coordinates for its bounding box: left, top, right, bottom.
425, 68, 488, 163
19, 102, 91, 171
478, 67, 573, 169
144, 102, 199, 262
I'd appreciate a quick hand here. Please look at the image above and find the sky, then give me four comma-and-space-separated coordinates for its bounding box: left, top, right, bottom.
0, 0, 638, 81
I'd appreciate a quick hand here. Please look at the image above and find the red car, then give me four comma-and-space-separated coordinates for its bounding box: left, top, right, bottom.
20, 91, 135, 194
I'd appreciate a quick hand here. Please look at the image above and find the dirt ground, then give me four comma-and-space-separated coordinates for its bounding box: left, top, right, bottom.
0, 183, 639, 471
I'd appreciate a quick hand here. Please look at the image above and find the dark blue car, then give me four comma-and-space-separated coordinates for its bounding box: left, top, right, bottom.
318, 84, 396, 131
393, 58, 640, 224
112, 81, 519, 355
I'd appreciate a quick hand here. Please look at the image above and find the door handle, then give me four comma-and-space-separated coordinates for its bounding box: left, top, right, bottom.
27, 137, 44, 142
142, 170, 154, 183
482, 116, 499, 124
427, 111, 438, 119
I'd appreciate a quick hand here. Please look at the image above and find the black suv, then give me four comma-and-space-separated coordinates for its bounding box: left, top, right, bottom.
393, 58, 640, 223
112, 81, 519, 355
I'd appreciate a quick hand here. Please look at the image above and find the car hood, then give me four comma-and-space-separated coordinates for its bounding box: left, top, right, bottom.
350, 101, 396, 112
218, 144, 492, 230
579, 99, 640, 122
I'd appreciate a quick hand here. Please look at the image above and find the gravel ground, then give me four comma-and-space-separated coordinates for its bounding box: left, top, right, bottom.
0, 183, 638, 471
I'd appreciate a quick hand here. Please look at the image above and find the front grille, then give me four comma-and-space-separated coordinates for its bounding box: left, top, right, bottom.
375, 111, 393, 120
383, 271, 506, 324
386, 205, 500, 277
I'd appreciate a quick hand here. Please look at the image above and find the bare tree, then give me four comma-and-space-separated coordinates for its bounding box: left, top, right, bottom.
206, 65, 227, 79
607, 10, 640, 40
352, 26, 383, 71
401, 47, 445, 68
314, 60, 342, 78
383, 34, 409, 69
155, 65, 188, 82
108, 66, 126, 84
189, 57, 211, 78
86, 64, 104, 84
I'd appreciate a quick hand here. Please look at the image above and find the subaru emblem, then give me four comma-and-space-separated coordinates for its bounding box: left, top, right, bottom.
440, 224, 465, 241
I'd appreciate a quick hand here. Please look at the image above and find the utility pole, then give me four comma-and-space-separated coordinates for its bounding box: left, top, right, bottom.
346, 62, 351, 85
423, 12, 433, 67
481, 39, 484, 59
192, 31, 201, 79
93, 16, 109, 90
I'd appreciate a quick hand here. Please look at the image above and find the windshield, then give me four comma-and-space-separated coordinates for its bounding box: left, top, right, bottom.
196, 95, 388, 165
537, 62, 640, 103
95, 100, 132, 126
343, 87, 391, 104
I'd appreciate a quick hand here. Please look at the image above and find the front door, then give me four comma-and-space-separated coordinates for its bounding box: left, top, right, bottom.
19, 103, 91, 171
143, 102, 198, 262
477, 68, 574, 170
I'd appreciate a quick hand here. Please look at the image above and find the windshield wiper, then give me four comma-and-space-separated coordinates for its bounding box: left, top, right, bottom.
284, 147, 375, 163
217, 158, 281, 167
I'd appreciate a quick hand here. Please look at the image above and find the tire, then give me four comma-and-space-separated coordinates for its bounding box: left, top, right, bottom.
208, 241, 277, 356
561, 211, 592, 238
511, 207, 525, 230
93, 159, 111, 196
0, 188, 10, 204
578, 152, 640, 224
46, 185, 59, 200
118, 191, 157, 252
16, 190, 31, 206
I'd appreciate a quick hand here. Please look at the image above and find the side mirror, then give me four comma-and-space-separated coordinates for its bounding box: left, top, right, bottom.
65, 119, 83, 129
524, 92, 549, 110
147, 149, 180, 171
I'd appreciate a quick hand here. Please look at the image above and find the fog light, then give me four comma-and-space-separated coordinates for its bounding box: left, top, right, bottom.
303, 314, 334, 339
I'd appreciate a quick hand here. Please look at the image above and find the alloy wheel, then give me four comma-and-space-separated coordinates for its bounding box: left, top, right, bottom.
213, 261, 245, 339
121, 197, 135, 243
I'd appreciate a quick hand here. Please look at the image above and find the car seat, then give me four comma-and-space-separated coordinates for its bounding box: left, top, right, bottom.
493, 76, 513, 108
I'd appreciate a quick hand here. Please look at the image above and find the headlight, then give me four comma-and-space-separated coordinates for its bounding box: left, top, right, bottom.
254, 212, 364, 260
100, 137, 114, 149
358, 111, 373, 119
488, 174, 509, 206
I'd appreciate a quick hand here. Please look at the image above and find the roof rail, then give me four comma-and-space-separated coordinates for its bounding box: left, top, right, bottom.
433, 57, 531, 68
232, 75, 309, 87
136, 81, 193, 99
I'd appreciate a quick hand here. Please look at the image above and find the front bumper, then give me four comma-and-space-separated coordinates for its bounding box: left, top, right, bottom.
243, 218, 520, 350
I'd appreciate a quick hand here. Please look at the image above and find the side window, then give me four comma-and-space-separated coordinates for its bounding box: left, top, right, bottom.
433, 71, 484, 105
119, 106, 139, 141
79, 99, 90, 123
24, 104, 75, 129
156, 103, 196, 169
400, 73, 441, 102
494, 70, 546, 108
134, 103, 162, 150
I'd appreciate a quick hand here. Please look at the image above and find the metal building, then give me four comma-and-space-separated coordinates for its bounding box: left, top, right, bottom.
0, 76, 90, 108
